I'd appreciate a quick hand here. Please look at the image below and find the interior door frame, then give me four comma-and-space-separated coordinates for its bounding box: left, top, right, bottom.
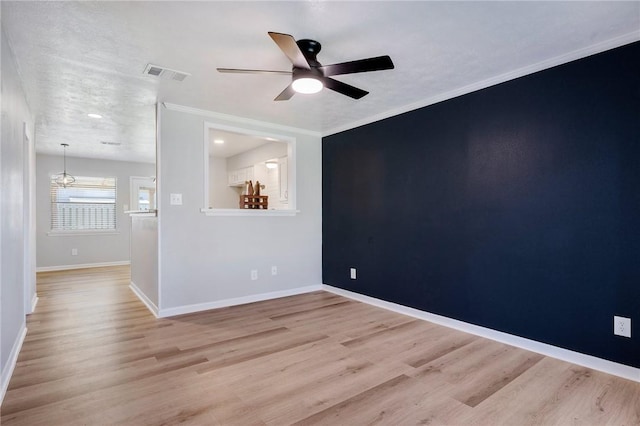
130, 176, 156, 212
23, 122, 37, 314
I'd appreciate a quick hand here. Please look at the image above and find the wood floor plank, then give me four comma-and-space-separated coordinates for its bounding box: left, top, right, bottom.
290, 373, 470, 426
275, 300, 413, 342
234, 349, 414, 424
452, 348, 545, 407
2, 265, 639, 425
291, 374, 413, 425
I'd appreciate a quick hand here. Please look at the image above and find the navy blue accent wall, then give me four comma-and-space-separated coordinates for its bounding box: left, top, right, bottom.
322, 42, 640, 368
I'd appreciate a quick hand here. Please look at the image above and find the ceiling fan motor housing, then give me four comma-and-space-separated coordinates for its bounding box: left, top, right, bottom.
296, 39, 322, 67
293, 39, 324, 93
293, 66, 324, 80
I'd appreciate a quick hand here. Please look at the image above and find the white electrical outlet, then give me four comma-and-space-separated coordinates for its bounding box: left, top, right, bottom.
271, 266, 277, 276
71, 248, 78, 256
170, 193, 182, 205
614, 316, 631, 338
350, 268, 357, 279
251, 270, 258, 281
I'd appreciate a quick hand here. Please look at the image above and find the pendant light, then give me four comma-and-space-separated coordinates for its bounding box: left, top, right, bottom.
55, 143, 75, 188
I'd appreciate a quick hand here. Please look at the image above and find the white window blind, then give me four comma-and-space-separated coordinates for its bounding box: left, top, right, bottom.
50, 176, 117, 231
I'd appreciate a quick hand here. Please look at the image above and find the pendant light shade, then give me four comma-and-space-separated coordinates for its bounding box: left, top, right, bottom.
55, 143, 75, 188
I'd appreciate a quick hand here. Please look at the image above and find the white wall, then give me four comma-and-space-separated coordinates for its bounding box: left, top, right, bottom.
226, 141, 287, 170
130, 215, 158, 312
35, 154, 155, 269
1, 28, 34, 398
158, 106, 322, 312
209, 156, 237, 209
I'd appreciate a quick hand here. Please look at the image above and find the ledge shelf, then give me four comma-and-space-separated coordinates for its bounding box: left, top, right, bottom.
200, 208, 299, 217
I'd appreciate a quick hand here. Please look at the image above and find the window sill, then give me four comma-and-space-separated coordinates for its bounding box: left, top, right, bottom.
200, 208, 299, 217
47, 230, 121, 237
125, 210, 157, 217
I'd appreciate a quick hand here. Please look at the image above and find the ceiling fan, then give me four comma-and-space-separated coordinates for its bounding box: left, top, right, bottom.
217, 32, 394, 101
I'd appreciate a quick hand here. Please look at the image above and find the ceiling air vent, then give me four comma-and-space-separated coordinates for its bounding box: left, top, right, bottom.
143, 63, 191, 82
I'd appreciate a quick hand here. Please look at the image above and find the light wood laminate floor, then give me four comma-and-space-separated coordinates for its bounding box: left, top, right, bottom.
1, 266, 639, 425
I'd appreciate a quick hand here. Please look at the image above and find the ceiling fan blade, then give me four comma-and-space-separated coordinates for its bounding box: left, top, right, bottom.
217, 68, 292, 75
319, 55, 394, 76
268, 32, 311, 70
274, 84, 296, 101
322, 77, 369, 99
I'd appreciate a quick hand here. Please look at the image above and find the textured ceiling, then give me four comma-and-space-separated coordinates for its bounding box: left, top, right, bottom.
2, 1, 639, 164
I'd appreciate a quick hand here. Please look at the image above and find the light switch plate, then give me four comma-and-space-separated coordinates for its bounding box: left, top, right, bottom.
170, 193, 182, 205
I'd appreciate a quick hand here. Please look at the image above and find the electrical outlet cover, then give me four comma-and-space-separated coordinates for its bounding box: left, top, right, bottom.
614, 316, 631, 338
170, 193, 182, 205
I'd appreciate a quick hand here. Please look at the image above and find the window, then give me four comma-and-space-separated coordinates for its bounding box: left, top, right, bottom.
50, 176, 117, 231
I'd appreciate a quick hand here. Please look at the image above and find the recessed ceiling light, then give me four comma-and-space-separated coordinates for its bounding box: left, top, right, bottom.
213, 139, 225, 144
265, 137, 278, 141
87, 113, 102, 119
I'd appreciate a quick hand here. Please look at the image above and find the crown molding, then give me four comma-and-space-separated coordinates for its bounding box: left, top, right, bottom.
324, 31, 640, 137
162, 102, 322, 138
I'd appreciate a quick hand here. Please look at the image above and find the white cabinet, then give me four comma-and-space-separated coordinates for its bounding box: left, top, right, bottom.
228, 166, 254, 187
227, 170, 241, 186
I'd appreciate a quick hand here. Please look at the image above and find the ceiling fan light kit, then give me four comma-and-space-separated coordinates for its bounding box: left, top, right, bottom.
292, 76, 323, 94
217, 32, 394, 101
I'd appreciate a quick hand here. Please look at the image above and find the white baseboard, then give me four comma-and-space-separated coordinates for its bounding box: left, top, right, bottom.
129, 281, 159, 317
1, 324, 27, 405
323, 285, 640, 383
36, 260, 130, 272
30, 294, 39, 313
158, 285, 323, 318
